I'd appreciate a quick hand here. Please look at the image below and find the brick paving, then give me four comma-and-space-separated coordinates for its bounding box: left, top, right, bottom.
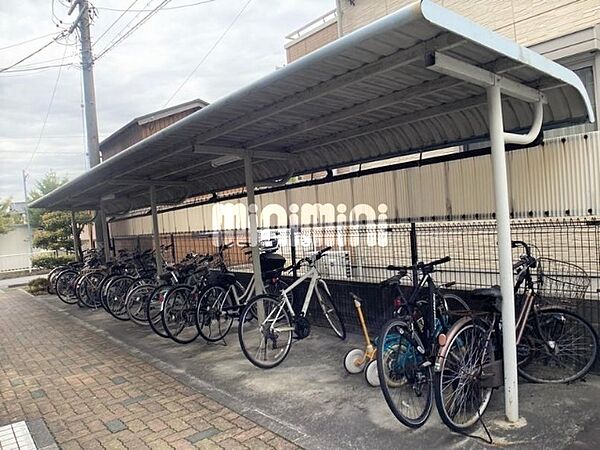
0, 290, 299, 450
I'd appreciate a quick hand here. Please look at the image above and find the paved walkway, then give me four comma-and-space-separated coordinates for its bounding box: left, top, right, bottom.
0, 290, 297, 450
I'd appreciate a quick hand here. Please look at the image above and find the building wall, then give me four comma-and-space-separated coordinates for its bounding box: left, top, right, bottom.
110, 130, 600, 236
286, 22, 339, 62
338, 0, 600, 47
100, 108, 202, 160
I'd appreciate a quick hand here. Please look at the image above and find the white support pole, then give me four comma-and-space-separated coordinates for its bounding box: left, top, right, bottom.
244, 153, 265, 295
487, 81, 519, 422
99, 208, 111, 263
149, 186, 164, 275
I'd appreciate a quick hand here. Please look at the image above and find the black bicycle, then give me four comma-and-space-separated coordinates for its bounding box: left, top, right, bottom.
376, 256, 468, 428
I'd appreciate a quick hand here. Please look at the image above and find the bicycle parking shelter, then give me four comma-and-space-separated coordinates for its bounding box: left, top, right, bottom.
31, 0, 594, 423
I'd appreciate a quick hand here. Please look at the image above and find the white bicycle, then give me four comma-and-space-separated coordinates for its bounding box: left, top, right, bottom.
238, 246, 346, 369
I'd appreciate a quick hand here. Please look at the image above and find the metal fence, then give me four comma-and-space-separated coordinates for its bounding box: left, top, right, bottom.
111, 216, 600, 334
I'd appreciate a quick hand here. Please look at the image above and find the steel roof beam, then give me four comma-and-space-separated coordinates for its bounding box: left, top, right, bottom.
426, 52, 547, 103
191, 145, 290, 161
109, 178, 190, 187
193, 33, 464, 145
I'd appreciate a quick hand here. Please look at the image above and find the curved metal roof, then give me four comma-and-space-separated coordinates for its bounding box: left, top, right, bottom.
32, 0, 594, 212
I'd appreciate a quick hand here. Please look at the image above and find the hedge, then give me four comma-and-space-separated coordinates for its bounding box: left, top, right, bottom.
31, 254, 76, 270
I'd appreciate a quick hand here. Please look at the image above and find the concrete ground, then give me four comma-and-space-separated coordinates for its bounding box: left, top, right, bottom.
0, 274, 45, 290
3, 289, 600, 449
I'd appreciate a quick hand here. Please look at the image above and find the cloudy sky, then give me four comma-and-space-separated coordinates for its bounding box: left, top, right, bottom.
0, 0, 330, 201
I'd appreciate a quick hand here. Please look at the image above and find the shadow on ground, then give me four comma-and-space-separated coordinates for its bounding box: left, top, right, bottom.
30, 292, 600, 449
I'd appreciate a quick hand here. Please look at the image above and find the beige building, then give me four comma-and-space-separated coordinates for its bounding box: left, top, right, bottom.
111, 0, 600, 237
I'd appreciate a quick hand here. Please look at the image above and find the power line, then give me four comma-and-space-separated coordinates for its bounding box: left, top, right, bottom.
96, 0, 214, 12
0, 31, 67, 73
95, 0, 172, 60
164, 0, 252, 106
0, 32, 58, 51
0, 63, 75, 74
25, 45, 69, 171
93, 0, 139, 47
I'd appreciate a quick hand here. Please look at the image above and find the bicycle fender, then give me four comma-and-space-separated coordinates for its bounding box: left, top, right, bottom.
434, 315, 473, 372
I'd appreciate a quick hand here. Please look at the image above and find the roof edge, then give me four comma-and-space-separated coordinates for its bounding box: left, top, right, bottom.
420, 0, 595, 123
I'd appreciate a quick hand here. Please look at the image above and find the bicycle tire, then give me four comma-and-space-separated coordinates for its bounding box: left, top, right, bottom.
78, 272, 105, 308
162, 285, 200, 344
55, 269, 79, 305
105, 276, 135, 320
195, 284, 235, 342
147, 285, 171, 338
434, 318, 494, 431
126, 283, 156, 325
238, 294, 294, 369
377, 318, 433, 428
518, 307, 598, 383
314, 282, 346, 340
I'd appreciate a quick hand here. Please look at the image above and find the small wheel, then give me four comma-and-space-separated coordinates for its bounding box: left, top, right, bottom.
343, 348, 366, 374
55, 270, 79, 304
365, 359, 379, 386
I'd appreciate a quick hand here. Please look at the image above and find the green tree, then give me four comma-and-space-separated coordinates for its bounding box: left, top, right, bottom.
0, 198, 23, 234
28, 171, 68, 228
29, 171, 92, 252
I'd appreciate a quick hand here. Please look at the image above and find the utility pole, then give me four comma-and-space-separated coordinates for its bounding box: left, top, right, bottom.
22, 170, 33, 273
67, 0, 105, 256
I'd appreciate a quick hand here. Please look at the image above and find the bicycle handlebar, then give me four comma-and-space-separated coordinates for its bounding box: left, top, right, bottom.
386, 256, 451, 273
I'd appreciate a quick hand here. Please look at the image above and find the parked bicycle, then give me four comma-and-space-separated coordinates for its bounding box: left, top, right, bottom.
375, 256, 469, 428
434, 241, 599, 432
238, 246, 346, 369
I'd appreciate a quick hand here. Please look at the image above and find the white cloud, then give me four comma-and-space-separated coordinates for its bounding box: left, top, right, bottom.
0, 0, 332, 200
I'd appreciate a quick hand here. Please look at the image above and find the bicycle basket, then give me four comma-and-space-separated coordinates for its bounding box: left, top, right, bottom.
536, 257, 590, 305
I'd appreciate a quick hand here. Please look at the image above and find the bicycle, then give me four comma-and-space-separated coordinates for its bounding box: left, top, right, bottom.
238, 246, 346, 369
434, 241, 599, 432
375, 256, 469, 428
194, 241, 291, 343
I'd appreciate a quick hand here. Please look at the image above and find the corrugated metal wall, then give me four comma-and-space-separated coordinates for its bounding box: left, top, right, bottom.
110, 131, 600, 236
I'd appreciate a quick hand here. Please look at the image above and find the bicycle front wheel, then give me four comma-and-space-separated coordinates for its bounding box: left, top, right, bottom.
377, 319, 432, 428
147, 285, 171, 338
238, 294, 293, 369
314, 282, 346, 340
126, 283, 155, 325
162, 285, 199, 344
196, 284, 235, 342
518, 307, 598, 383
434, 318, 494, 431
55, 270, 79, 305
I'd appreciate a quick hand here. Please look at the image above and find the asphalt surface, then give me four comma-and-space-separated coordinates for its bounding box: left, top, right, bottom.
19, 291, 600, 449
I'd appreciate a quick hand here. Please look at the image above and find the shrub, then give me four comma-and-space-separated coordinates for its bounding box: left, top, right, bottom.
31, 254, 76, 270
28, 277, 49, 295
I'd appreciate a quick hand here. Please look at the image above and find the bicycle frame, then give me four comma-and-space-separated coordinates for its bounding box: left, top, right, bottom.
262, 265, 328, 331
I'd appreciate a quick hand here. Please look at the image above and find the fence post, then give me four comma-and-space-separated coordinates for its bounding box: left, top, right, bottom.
410, 222, 418, 288
170, 233, 176, 262
290, 225, 298, 279
136, 236, 141, 252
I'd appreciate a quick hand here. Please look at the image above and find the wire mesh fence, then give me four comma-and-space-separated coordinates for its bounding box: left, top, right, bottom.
110, 216, 600, 334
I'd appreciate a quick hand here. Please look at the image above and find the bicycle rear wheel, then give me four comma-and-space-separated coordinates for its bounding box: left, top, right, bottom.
518, 307, 598, 383
377, 319, 433, 428
434, 318, 493, 431
238, 294, 293, 369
